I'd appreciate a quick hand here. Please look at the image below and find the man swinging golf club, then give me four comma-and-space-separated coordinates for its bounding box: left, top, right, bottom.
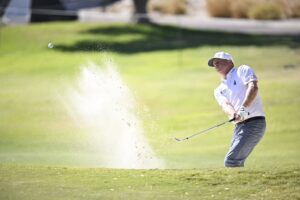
209, 51, 266, 167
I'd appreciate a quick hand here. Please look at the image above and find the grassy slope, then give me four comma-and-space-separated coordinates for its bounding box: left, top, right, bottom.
0, 22, 300, 199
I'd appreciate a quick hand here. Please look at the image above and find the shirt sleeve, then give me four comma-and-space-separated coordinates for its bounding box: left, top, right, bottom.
239, 65, 258, 85
214, 87, 228, 107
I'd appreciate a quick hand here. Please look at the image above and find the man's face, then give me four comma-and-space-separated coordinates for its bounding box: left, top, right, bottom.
212, 59, 232, 76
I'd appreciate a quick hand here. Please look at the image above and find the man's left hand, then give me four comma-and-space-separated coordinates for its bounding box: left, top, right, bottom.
235, 106, 249, 122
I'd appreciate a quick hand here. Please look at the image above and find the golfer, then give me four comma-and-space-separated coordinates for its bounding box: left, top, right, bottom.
208, 51, 266, 167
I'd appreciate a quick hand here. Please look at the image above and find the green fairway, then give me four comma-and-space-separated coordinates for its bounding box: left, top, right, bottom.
0, 22, 300, 199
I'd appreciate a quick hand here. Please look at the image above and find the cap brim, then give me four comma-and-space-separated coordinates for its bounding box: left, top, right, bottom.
208, 58, 233, 67
208, 58, 215, 67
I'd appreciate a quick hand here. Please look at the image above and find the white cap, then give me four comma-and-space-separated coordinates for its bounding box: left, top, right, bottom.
208, 51, 234, 67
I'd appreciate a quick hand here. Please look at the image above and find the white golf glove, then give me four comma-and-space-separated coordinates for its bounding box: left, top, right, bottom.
237, 106, 249, 121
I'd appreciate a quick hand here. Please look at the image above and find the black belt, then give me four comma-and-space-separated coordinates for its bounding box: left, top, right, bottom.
237, 116, 265, 124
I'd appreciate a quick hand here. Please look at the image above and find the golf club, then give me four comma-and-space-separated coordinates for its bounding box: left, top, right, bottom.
175, 117, 235, 142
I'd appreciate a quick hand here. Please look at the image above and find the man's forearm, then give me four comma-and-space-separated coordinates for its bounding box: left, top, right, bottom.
221, 102, 236, 118
242, 81, 258, 108
220, 81, 259, 121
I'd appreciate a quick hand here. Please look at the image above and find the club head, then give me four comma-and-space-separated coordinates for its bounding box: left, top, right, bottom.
175, 137, 189, 142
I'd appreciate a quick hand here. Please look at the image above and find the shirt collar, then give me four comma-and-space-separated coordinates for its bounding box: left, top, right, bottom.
221, 67, 235, 83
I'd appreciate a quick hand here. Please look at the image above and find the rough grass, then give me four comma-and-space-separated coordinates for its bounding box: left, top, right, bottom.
248, 2, 284, 20
206, 0, 300, 19
149, 0, 188, 15
1, 164, 299, 200
0, 22, 300, 199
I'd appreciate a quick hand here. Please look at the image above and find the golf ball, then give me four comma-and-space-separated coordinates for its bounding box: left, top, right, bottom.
48, 42, 54, 48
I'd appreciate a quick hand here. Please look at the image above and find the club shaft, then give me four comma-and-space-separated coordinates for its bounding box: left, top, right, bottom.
186, 120, 230, 140
177, 118, 235, 141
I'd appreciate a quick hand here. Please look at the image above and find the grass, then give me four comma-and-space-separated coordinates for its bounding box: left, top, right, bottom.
0, 22, 300, 199
206, 0, 300, 19
148, 0, 188, 15
1, 164, 299, 200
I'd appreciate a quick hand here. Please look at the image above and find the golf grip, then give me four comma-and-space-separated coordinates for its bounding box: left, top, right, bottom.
229, 116, 236, 122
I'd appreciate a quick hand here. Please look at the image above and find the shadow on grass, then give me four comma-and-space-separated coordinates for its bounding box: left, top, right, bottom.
54, 23, 300, 54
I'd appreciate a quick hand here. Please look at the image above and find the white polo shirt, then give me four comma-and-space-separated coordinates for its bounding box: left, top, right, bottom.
214, 65, 265, 120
